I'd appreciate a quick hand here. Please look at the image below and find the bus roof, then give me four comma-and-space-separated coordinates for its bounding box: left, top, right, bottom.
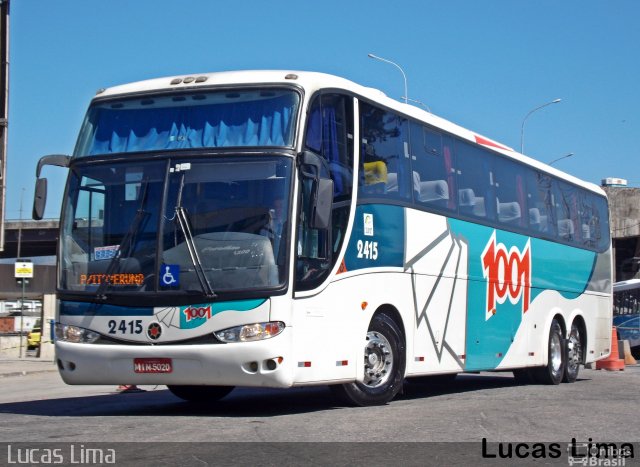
94, 70, 605, 196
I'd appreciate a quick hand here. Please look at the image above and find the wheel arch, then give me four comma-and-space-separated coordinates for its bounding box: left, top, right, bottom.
372, 304, 408, 378
373, 304, 406, 345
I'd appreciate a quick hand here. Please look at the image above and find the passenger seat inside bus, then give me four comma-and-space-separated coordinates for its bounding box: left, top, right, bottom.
529, 208, 541, 230
418, 180, 449, 205
383, 171, 422, 199
457, 188, 486, 218
363, 161, 387, 193
497, 200, 521, 224
557, 219, 575, 240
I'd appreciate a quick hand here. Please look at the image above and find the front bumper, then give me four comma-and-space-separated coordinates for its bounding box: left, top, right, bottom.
55, 328, 294, 388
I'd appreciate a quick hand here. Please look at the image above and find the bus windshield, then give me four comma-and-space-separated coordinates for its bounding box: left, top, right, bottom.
73, 88, 300, 157
60, 156, 292, 299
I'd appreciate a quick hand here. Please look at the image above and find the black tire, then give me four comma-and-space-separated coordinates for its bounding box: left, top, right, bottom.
331, 312, 405, 406
167, 385, 234, 403
531, 319, 565, 385
563, 322, 583, 383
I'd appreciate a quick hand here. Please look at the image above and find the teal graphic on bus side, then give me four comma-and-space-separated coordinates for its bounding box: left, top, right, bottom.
343, 204, 405, 271
178, 299, 266, 329
448, 218, 597, 370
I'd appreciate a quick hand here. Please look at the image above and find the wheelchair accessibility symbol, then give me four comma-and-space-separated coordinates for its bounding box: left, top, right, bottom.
160, 264, 180, 287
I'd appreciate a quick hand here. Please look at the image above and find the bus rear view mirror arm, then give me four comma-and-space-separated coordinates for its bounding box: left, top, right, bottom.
33, 154, 71, 220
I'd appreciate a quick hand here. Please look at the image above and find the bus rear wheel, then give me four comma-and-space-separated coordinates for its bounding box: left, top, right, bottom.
531, 319, 565, 385
563, 322, 583, 383
167, 385, 234, 403
331, 312, 405, 406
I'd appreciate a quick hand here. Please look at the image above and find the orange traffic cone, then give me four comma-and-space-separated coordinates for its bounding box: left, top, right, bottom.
596, 327, 625, 371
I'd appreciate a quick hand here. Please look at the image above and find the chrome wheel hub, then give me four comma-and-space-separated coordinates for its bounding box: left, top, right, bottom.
363, 331, 393, 388
550, 333, 563, 374
567, 329, 582, 370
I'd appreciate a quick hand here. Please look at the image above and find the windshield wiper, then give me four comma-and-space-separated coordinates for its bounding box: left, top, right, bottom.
173, 172, 217, 299
95, 180, 150, 301
174, 206, 217, 299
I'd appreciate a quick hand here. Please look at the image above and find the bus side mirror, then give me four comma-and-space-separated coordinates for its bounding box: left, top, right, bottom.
311, 178, 333, 230
299, 151, 333, 230
32, 154, 71, 220
32, 178, 47, 220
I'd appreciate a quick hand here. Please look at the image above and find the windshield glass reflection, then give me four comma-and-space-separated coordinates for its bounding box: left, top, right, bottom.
60, 157, 292, 298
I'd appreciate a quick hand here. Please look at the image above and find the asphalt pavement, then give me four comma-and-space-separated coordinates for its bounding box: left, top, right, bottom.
0, 355, 57, 378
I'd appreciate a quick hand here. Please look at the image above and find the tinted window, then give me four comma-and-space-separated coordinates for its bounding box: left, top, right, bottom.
455, 140, 495, 221
526, 171, 556, 237
554, 180, 578, 242
75, 89, 300, 157
358, 102, 410, 201
494, 158, 527, 228
305, 94, 354, 202
409, 123, 456, 212
353, 103, 609, 253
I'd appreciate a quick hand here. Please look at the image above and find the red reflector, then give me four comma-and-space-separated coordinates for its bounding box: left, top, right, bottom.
528, 352, 535, 356
298, 362, 312, 368
415, 356, 425, 362
459, 354, 466, 360
336, 360, 348, 366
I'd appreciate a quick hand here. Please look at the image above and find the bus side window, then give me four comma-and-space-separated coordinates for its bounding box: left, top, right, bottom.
554, 180, 579, 243
493, 158, 525, 228
305, 94, 354, 202
409, 123, 455, 212
358, 102, 410, 201
526, 171, 556, 237
455, 140, 495, 221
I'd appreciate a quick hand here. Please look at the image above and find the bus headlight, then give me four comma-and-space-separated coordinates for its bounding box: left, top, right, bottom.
214, 321, 285, 343
55, 323, 100, 344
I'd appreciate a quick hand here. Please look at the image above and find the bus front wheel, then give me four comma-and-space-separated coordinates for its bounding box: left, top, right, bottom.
331, 312, 405, 406
167, 385, 234, 403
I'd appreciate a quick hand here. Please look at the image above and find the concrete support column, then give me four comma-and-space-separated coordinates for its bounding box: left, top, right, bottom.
38, 294, 56, 361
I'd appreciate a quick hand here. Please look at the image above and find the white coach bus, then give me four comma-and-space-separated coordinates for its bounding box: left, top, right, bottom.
33, 71, 612, 406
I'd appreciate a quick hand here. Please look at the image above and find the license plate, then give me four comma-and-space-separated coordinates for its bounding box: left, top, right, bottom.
133, 358, 172, 374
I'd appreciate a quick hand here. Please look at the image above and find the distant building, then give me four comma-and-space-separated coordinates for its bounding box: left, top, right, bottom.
602, 178, 640, 282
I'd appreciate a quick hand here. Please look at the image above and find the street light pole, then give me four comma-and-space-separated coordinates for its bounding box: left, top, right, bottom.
18, 186, 23, 358
520, 98, 561, 154
368, 53, 408, 104
548, 152, 575, 166
402, 96, 431, 113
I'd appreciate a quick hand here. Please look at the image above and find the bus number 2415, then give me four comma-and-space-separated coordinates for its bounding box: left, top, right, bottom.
108, 319, 143, 335
357, 240, 379, 260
